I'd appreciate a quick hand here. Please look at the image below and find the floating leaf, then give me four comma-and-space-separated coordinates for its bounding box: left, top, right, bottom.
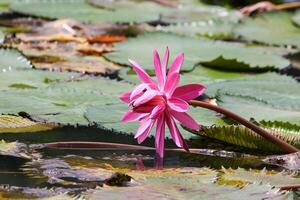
48, 76, 133, 96
205, 73, 300, 124
88, 168, 287, 200
207, 73, 300, 111
0, 70, 79, 91
119, 65, 249, 86
161, 4, 242, 24
11, 0, 168, 23
193, 122, 300, 152
156, 20, 235, 39
106, 32, 289, 71
0, 87, 118, 125
218, 168, 300, 188
217, 95, 300, 125
0, 48, 32, 72
87, 35, 127, 44
234, 12, 300, 48
0, 115, 54, 133
14, 42, 120, 74
293, 10, 300, 27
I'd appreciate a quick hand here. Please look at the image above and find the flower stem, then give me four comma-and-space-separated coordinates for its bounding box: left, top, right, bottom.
188, 100, 299, 154
274, 2, 300, 10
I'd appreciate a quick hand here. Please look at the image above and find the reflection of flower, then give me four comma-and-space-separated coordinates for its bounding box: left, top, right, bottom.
120, 47, 205, 158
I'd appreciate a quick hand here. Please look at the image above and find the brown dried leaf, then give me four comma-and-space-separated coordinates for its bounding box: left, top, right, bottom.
87, 35, 127, 44
33, 56, 120, 74
17, 33, 87, 43
76, 43, 114, 56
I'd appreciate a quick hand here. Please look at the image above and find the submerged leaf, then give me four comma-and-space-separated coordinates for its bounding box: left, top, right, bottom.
0, 140, 33, 160
263, 152, 300, 170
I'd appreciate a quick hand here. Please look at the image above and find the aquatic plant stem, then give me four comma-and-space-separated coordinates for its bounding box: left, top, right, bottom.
274, 2, 300, 10
188, 100, 299, 154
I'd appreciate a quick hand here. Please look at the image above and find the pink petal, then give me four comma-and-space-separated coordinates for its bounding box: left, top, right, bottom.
130, 83, 149, 101
121, 110, 148, 122
155, 115, 165, 158
165, 113, 189, 151
167, 53, 184, 76
153, 50, 164, 90
173, 84, 206, 101
132, 89, 157, 107
119, 92, 131, 103
170, 110, 199, 130
168, 97, 189, 112
162, 47, 169, 76
128, 59, 155, 85
149, 104, 165, 119
135, 119, 155, 144
164, 72, 180, 96
133, 96, 165, 113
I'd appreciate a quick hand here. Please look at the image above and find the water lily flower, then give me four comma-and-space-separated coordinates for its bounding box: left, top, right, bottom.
120, 47, 205, 158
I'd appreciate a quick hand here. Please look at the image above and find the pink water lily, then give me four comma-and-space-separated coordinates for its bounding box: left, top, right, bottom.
120, 47, 205, 158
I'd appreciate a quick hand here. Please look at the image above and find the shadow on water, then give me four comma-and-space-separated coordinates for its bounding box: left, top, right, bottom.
0, 126, 297, 198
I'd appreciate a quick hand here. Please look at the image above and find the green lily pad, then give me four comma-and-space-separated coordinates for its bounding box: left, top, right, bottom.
217, 95, 300, 125
0, 115, 54, 133
161, 4, 242, 24
106, 32, 289, 72
0, 70, 79, 91
156, 20, 235, 40
206, 73, 300, 114
119, 65, 250, 86
0, 48, 32, 72
11, 0, 168, 23
234, 12, 300, 48
48, 76, 133, 96
0, 87, 118, 125
88, 168, 288, 200
293, 9, 300, 27
218, 168, 300, 188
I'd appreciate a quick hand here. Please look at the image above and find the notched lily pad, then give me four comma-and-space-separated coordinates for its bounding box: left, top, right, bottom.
0, 48, 32, 72
87, 167, 288, 200
106, 32, 289, 72
10, 0, 168, 23
218, 168, 300, 188
234, 12, 300, 48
